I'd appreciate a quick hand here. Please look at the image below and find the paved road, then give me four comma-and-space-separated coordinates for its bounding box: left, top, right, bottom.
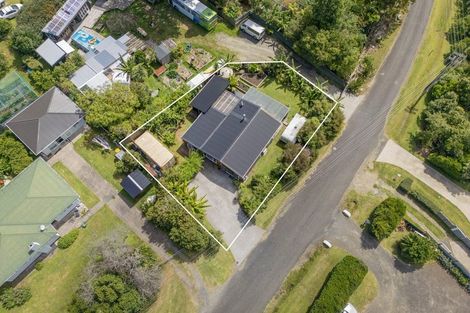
377, 139, 470, 214
209, 1, 444, 312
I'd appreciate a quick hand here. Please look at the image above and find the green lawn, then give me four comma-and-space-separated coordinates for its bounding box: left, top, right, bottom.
52, 162, 100, 208
1, 206, 125, 313
195, 249, 235, 288
376, 162, 470, 237
73, 133, 123, 190
386, 0, 455, 150
343, 190, 387, 225
405, 204, 446, 240
1, 206, 197, 313
147, 265, 197, 313
265, 247, 377, 313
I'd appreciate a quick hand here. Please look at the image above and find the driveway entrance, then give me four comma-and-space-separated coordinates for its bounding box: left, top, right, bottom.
190, 162, 263, 264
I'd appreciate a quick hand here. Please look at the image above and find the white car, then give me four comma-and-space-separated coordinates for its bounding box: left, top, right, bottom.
0, 3, 23, 19
322, 240, 333, 248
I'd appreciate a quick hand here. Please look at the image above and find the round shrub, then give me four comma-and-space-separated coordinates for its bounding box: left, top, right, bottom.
399, 233, 437, 265
57, 229, 80, 249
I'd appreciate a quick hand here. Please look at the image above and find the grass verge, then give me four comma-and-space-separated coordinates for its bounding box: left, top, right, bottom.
195, 249, 235, 288
73, 134, 123, 190
52, 162, 100, 208
376, 162, 470, 237
265, 247, 377, 313
386, 0, 455, 150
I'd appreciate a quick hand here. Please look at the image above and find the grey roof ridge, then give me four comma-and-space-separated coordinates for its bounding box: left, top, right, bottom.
35, 115, 84, 156
196, 110, 226, 151
219, 107, 262, 162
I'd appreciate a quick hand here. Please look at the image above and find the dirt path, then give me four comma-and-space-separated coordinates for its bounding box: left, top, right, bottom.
377, 139, 470, 217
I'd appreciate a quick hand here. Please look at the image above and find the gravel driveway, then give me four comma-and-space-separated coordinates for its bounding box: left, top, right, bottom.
190, 162, 263, 264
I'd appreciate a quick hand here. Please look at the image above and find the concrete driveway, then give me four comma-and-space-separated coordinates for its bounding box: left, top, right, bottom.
190, 162, 263, 264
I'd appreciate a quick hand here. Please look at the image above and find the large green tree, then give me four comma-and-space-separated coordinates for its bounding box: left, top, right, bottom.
0, 133, 33, 177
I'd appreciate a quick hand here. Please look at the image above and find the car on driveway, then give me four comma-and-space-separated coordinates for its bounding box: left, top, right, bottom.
0, 3, 22, 19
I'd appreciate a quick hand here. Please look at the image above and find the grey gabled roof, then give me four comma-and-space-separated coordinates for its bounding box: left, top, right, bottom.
183, 98, 281, 179
35, 39, 66, 66
121, 170, 151, 198
6, 87, 83, 155
190, 76, 229, 113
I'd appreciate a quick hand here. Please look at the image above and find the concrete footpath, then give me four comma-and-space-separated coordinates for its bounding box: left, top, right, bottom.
377, 139, 470, 218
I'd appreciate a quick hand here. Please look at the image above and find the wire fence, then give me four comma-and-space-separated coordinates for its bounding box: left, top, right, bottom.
0, 71, 37, 124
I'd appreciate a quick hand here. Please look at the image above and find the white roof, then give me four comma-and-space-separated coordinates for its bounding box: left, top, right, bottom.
281, 113, 307, 143
84, 72, 111, 91
187, 73, 211, 88
243, 19, 265, 34
134, 131, 175, 169
56, 40, 75, 54
343, 303, 358, 313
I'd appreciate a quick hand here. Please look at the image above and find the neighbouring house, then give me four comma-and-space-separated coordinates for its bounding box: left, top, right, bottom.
70, 35, 130, 91
134, 131, 176, 171
35, 38, 75, 67
42, 0, 91, 42
5, 87, 85, 158
281, 113, 307, 144
121, 169, 151, 199
169, 0, 217, 30
0, 158, 80, 287
182, 76, 288, 180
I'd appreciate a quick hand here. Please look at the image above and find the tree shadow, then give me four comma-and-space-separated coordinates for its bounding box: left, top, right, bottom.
360, 228, 380, 250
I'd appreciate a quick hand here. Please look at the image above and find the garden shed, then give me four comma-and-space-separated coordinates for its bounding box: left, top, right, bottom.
134, 131, 176, 170
281, 113, 307, 144
121, 170, 151, 199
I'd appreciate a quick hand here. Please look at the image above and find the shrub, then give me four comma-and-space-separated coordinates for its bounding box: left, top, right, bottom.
0, 53, 9, 79
0, 288, 32, 309
309, 256, 368, 313
398, 178, 413, 192
57, 229, 79, 249
427, 153, 463, 181
437, 252, 470, 289
399, 233, 437, 265
35, 261, 44, 271
0, 19, 12, 40
369, 197, 407, 240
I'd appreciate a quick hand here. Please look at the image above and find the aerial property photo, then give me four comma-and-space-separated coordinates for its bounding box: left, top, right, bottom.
1, 0, 469, 312
122, 61, 339, 261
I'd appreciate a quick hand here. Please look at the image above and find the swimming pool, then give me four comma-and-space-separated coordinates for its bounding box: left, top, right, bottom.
72, 29, 101, 52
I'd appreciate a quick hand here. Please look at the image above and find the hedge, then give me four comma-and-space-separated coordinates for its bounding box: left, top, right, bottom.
427, 153, 463, 181
368, 197, 407, 240
0, 288, 32, 309
398, 179, 440, 215
437, 252, 470, 291
309, 256, 368, 313
57, 229, 80, 249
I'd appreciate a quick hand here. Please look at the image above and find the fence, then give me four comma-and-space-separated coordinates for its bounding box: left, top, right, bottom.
0, 71, 37, 124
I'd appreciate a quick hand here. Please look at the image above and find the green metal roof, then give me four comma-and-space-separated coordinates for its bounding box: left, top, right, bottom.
201, 7, 216, 20
0, 158, 78, 284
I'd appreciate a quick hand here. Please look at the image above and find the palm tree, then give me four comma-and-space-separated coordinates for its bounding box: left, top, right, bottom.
117, 54, 136, 78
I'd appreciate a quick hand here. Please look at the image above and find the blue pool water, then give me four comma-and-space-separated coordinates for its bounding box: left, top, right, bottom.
72, 29, 101, 52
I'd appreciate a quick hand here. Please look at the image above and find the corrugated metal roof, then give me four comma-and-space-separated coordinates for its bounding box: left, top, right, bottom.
35, 39, 66, 66
134, 131, 175, 169
6, 87, 83, 155
242, 87, 289, 122
0, 158, 78, 285
182, 108, 225, 149
121, 170, 151, 198
222, 110, 280, 178
183, 96, 282, 179
190, 75, 229, 113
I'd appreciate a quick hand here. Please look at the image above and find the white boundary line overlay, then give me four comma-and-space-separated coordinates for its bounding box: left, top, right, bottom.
119, 60, 339, 251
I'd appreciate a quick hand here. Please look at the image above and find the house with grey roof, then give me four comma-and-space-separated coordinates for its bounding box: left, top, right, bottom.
70, 35, 130, 91
183, 76, 288, 180
42, 0, 91, 41
5, 87, 85, 158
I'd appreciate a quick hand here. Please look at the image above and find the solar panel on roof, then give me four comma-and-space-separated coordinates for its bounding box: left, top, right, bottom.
43, 0, 88, 37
